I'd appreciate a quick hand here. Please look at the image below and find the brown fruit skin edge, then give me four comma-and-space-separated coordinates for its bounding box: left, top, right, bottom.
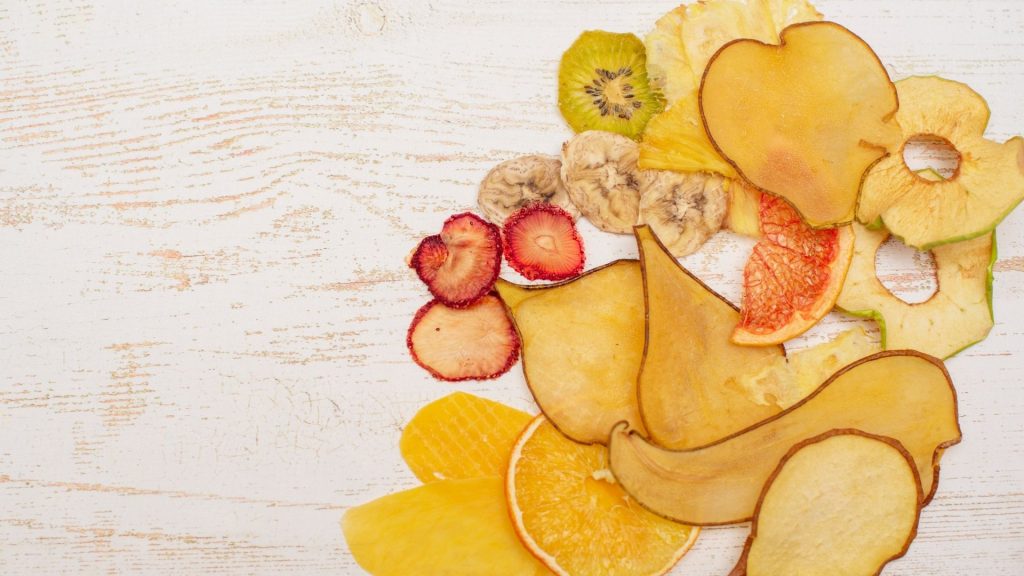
698, 21, 900, 230
495, 260, 642, 446
728, 429, 925, 576
611, 349, 962, 526
504, 414, 701, 576
406, 295, 521, 382
634, 224, 786, 446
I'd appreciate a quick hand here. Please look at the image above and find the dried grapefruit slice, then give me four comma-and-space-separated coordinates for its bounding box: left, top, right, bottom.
732, 194, 855, 345
400, 392, 532, 482
507, 416, 698, 576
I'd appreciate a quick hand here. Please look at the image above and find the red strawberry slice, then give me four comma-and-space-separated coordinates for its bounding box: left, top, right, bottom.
407, 295, 520, 382
411, 212, 502, 308
503, 204, 585, 281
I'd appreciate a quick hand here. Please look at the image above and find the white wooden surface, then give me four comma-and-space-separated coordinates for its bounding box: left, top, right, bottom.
0, 1, 1022, 574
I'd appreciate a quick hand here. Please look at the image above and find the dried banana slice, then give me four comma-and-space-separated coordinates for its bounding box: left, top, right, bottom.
477, 155, 580, 225
638, 171, 727, 256
561, 130, 653, 234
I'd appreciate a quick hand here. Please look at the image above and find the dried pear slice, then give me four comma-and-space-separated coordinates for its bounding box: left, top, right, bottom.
837, 222, 995, 359
495, 260, 646, 444
700, 22, 901, 227
638, 169, 729, 257
640, 0, 822, 177
731, 431, 922, 576
477, 155, 580, 225
636, 225, 783, 450
562, 131, 653, 234
609, 351, 961, 525
342, 478, 551, 576
644, 0, 822, 106
857, 76, 1024, 249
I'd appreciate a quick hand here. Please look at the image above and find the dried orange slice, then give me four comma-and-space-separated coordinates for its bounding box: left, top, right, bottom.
400, 392, 532, 482
732, 194, 855, 345
507, 415, 698, 576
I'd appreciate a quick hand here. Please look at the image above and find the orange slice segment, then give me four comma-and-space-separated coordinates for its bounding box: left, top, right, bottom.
507, 415, 698, 576
400, 392, 532, 482
732, 194, 855, 345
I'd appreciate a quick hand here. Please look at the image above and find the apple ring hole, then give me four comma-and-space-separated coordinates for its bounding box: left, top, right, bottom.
874, 236, 938, 304
902, 134, 961, 180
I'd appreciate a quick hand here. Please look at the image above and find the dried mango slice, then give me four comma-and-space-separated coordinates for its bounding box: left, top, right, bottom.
343, 478, 551, 576
400, 392, 532, 482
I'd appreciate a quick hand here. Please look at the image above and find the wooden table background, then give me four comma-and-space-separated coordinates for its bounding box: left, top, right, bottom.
1, 1, 1022, 574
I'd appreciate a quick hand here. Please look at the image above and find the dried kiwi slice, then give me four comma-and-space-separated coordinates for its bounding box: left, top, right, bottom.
558, 31, 665, 140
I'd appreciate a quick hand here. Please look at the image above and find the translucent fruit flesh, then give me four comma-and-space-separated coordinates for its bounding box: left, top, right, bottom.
732, 194, 855, 345
507, 416, 698, 576
700, 22, 901, 227
400, 392, 532, 482
342, 477, 551, 576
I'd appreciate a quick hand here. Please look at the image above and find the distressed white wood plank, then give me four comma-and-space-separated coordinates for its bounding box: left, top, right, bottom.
0, 0, 1022, 574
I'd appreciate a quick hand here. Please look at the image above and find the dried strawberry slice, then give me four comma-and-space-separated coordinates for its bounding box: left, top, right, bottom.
503, 204, 585, 281
407, 295, 520, 382
411, 213, 502, 308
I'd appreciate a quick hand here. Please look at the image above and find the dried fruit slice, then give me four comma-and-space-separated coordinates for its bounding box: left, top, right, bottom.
640, 0, 822, 177
609, 351, 960, 525
731, 431, 922, 576
732, 194, 856, 345
561, 130, 652, 234
558, 31, 665, 140
700, 22, 901, 227
857, 76, 1024, 249
644, 0, 823, 106
636, 225, 783, 450
638, 169, 728, 257
724, 179, 762, 238
342, 477, 551, 576
507, 416, 699, 576
503, 204, 585, 281
495, 260, 645, 444
411, 212, 502, 308
407, 295, 519, 382
837, 222, 995, 359
400, 392, 532, 482
478, 155, 580, 225
736, 326, 881, 409
637, 93, 737, 177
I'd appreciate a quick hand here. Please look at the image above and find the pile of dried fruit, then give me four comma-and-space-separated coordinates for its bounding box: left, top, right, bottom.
346, 0, 1023, 574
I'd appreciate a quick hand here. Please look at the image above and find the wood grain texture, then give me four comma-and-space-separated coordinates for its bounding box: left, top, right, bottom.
1, 0, 1022, 574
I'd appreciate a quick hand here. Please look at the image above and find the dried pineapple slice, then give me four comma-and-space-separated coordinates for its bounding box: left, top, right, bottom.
857, 76, 1024, 249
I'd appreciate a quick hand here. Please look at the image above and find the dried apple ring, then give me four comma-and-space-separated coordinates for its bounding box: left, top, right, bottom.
857, 76, 1024, 249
